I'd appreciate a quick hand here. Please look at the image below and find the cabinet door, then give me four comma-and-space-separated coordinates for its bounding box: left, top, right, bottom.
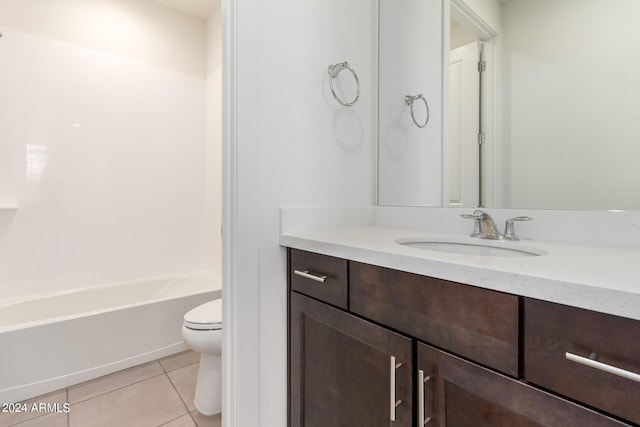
416, 343, 632, 427
290, 292, 413, 427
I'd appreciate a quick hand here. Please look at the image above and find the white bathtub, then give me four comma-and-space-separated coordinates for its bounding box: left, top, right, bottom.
0, 271, 220, 404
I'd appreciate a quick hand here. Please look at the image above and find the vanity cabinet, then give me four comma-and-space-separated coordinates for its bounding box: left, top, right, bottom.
350, 261, 519, 377
290, 291, 413, 427
290, 249, 348, 309
417, 343, 629, 426
287, 249, 636, 426
524, 298, 640, 425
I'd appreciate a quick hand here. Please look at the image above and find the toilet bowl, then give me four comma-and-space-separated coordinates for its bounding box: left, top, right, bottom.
181, 299, 222, 416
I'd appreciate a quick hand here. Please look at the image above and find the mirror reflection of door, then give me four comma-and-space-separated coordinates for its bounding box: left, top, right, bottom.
449, 19, 481, 207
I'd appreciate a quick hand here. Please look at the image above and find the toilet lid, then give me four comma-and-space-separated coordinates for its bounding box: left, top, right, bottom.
184, 299, 222, 330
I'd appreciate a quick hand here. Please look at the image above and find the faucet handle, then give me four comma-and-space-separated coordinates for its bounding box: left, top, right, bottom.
460, 210, 484, 237
504, 216, 532, 241
460, 209, 484, 219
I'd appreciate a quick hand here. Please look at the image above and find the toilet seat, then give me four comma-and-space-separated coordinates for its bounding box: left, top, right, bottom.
184, 299, 222, 331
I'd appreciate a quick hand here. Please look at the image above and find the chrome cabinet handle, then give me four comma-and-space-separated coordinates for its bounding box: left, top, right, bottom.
293, 270, 327, 283
566, 352, 640, 383
418, 370, 432, 425
390, 357, 403, 421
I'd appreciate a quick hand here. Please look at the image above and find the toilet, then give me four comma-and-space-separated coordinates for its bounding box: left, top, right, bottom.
181, 299, 222, 416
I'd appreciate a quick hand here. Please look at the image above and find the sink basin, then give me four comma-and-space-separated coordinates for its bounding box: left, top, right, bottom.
396, 237, 547, 257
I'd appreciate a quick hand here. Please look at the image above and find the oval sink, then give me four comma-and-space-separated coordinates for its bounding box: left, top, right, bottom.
396, 237, 547, 257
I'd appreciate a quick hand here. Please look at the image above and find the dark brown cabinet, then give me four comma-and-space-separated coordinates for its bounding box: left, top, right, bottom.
417, 343, 629, 427
290, 292, 413, 427
290, 249, 349, 309
524, 298, 640, 425
350, 261, 519, 376
287, 248, 637, 426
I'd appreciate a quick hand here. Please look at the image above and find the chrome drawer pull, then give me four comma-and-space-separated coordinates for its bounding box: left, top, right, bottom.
293, 270, 327, 283
565, 352, 640, 383
390, 357, 403, 421
418, 370, 432, 425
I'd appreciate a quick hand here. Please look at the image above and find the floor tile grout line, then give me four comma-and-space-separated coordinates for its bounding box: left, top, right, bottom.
5, 355, 200, 427
6, 407, 66, 427
66, 360, 162, 399
4, 413, 44, 427
156, 411, 191, 427
188, 411, 200, 427
68, 371, 167, 406
160, 359, 200, 375
2, 387, 68, 427
4, 395, 64, 427
165, 371, 196, 425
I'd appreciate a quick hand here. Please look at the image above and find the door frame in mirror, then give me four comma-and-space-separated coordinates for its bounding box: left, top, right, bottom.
449, 0, 501, 208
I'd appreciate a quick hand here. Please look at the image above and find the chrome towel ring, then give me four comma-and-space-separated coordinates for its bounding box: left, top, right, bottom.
328, 61, 360, 107
405, 94, 430, 128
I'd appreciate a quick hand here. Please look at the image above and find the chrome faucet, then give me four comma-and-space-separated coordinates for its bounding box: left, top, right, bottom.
461, 210, 501, 239
461, 210, 532, 241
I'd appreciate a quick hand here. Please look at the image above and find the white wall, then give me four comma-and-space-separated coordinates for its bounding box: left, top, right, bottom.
0, 1, 212, 300
227, 0, 377, 425
0, 0, 206, 77
502, 0, 640, 209
378, 0, 445, 206
206, 3, 222, 276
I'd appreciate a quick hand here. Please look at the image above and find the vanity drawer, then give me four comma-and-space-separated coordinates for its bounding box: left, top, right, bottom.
289, 249, 348, 309
524, 298, 640, 425
350, 262, 520, 376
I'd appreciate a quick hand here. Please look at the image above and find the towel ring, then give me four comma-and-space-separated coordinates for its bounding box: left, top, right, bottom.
405, 94, 430, 128
328, 61, 360, 107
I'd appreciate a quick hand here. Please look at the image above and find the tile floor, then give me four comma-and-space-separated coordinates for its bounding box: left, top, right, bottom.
0, 351, 221, 427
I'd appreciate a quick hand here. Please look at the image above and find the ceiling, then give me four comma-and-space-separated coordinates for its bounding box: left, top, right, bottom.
149, 0, 219, 20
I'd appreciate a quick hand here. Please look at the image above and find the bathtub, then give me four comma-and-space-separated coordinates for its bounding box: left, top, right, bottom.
0, 271, 220, 404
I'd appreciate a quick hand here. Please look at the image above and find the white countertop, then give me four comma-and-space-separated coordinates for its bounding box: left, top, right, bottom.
281, 225, 640, 321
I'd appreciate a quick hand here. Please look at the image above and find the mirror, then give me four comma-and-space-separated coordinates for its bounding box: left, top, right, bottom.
378, 0, 640, 210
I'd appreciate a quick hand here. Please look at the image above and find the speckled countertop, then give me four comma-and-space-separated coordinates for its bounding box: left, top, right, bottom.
281, 226, 640, 321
